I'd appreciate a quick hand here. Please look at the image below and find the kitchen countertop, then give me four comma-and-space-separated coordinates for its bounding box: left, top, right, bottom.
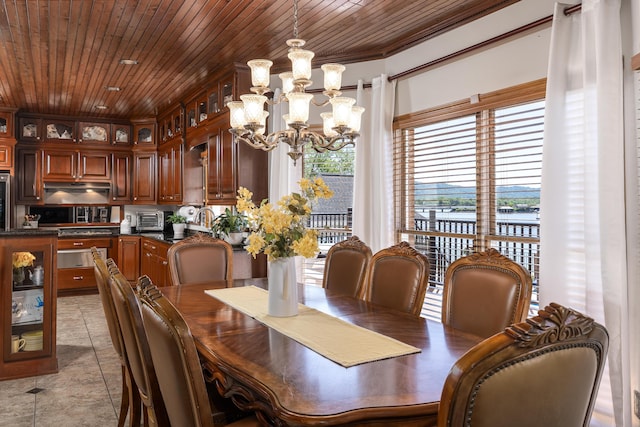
126, 231, 248, 251
0, 229, 59, 237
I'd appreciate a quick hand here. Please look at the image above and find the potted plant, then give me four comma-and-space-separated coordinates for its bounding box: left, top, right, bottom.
211, 208, 247, 245
166, 213, 187, 238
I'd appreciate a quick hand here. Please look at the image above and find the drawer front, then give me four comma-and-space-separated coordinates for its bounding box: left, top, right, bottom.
58, 237, 113, 250
58, 267, 96, 290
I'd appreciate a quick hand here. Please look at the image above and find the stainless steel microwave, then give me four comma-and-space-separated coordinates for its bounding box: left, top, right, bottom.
136, 211, 171, 231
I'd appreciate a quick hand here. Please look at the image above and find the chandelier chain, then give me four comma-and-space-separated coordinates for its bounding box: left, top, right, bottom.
293, 0, 299, 39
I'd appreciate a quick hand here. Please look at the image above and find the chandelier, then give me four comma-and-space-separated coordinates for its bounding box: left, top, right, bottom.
227, 0, 364, 165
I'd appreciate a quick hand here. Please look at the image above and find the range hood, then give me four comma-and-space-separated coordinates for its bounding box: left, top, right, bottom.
44, 182, 111, 192
43, 182, 111, 204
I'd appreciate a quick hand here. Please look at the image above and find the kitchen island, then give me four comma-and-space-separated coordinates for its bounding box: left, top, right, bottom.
0, 229, 58, 380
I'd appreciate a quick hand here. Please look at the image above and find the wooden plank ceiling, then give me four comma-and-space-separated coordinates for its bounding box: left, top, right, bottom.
0, 0, 517, 120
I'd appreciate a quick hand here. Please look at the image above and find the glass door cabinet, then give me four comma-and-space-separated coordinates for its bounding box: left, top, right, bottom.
1, 235, 57, 380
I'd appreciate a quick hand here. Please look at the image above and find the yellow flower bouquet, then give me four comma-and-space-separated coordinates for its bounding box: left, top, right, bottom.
13, 252, 36, 269
237, 177, 333, 261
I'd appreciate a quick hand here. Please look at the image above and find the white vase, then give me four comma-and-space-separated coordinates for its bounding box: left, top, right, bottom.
268, 257, 298, 317
172, 223, 186, 238
224, 232, 244, 246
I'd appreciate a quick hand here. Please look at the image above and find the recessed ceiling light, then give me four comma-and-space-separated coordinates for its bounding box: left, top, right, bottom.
119, 59, 138, 65
105, 86, 121, 91
95, 105, 109, 110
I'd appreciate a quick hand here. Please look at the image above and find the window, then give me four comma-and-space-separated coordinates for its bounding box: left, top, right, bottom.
301, 144, 355, 286
393, 79, 545, 319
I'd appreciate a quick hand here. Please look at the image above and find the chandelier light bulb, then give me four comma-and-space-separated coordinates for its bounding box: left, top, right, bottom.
282, 114, 293, 127
349, 106, 365, 133
241, 94, 268, 124
321, 63, 345, 91
279, 72, 294, 95
228, 101, 247, 129
288, 49, 314, 80
287, 92, 313, 123
330, 97, 356, 127
247, 59, 273, 88
321, 112, 337, 137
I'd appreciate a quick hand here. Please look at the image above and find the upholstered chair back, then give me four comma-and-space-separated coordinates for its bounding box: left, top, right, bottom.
138, 276, 258, 427
438, 303, 609, 427
322, 235, 372, 297
362, 242, 429, 317
107, 260, 169, 427
167, 234, 233, 286
91, 248, 140, 427
442, 248, 532, 338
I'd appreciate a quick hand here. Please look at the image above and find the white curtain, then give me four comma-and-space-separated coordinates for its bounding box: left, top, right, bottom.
352, 75, 396, 253
267, 88, 303, 275
540, 1, 631, 425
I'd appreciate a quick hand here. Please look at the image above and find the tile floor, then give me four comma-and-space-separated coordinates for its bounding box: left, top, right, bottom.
0, 294, 124, 427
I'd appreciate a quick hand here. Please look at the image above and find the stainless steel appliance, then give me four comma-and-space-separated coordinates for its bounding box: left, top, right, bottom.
0, 172, 9, 231
136, 211, 171, 231
58, 246, 107, 269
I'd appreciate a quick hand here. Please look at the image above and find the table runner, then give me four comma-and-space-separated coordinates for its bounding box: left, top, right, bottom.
205, 286, 421, 367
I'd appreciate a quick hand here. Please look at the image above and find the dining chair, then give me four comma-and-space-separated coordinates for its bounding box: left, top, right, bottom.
322, 235, 372, 297
442, 248, 533, 339
361, 241, 430, 317
107, 259, 170, 427
167, 233, 233, 286
137, 275, 259, 427
437, 302, 609, 427
91, 248, 141, 427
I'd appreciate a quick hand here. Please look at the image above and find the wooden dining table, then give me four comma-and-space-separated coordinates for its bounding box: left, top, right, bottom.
161, 278, 483, 426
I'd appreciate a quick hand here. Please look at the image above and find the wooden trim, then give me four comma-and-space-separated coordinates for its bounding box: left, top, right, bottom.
632, 53, 640, 71
394, 78, 547, 129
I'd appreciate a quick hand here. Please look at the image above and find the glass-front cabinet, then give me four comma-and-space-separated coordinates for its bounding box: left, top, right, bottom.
1, 234, 57, 380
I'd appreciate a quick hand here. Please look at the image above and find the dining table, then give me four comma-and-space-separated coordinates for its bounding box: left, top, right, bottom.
160, 278, 484, 426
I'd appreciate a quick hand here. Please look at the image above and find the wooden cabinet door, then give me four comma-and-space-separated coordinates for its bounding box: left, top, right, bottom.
111, 124, 131, 146
133, 123, 155, 147
18, 117, 42, 142
158, 141, 182, 204
78, 151, 111, 181
133, 151, 156, 204
112, 152, 131, 202
16, 149, 42, 203
206, 119, 238, 204
43, 150, 76, 181
118, 236, 140, 283
0, 110, 14, 139
43, 120, 75, 143
78, 122, 110, 144
0, 144, 13, 169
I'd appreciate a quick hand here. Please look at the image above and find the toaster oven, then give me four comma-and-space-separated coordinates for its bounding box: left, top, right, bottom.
136, 211, 171, 231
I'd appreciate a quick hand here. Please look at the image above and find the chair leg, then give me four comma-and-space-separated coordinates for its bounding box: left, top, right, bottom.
117, 365, 129, 427
126, 368, 142, 427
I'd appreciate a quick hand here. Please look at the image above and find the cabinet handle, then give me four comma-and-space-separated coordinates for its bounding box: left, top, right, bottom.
112, 141, 116, 145
134, 197, 138, 200
73, 276, 84, 280
162, 261, 168, 265
73, 242, 84, 246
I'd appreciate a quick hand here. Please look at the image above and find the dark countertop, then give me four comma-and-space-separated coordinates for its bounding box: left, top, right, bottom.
127, 231, 247, 251
0, 229, 59, 237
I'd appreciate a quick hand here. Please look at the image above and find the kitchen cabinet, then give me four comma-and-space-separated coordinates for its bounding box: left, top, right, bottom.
57, 237, 114, 295
159, 106, 183, 145
132, 151, 156, 204
140, 238, 170, 287
1, 234, 58, 380
117, 235, 140, 284
16, 149, 43, 204
132, 120, 156, 147
0, 144, 13, 170
43, 149, 111, 182
43, 119, 76, 143
158, 140, 183, 204
18, 117, 43, 142
78, 122, 110, 144
0, 110, 14, 139
205, 114, 268, 205
112, 152, 132, 202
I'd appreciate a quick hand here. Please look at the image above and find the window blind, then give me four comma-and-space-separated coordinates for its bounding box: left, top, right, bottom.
393, 80, 545, 319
